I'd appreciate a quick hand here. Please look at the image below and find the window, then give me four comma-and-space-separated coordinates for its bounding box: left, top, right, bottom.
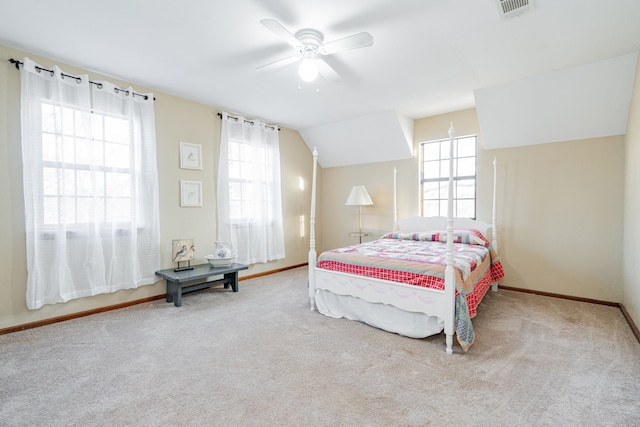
227, 138, 266, 223
41, 103, 133, 226
218, 112, 286, 265
217, 113, 285, 264
19, 57, 160, 310
420, 135, 476, 218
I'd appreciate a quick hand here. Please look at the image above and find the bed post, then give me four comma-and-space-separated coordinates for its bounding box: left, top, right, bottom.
444, 123, 456, 355
492, 157, 498, 252
491, 157, 499, 292
308, 148, 318, 310
393, 167, 398, 231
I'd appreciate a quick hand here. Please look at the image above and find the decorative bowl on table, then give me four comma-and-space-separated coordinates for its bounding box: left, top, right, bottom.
205, 241, 235, 267
205, 255, 236, 267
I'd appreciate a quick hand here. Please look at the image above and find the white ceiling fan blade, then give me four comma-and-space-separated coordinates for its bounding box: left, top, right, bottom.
260, 19, 301, 47
320, 32, 373, 55
256, 55, 300, 73
317, 59, 341, 82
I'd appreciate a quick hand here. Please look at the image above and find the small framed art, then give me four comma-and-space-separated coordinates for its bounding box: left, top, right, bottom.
180, 180, 202, 207
179, 141, 202, 170
172, 238, 195, 262
172, 238, 195, 271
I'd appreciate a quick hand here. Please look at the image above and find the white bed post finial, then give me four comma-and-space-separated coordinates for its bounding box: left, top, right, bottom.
444, 122, 455, 355
308, 147, 318, 310
393, 167, 397, 231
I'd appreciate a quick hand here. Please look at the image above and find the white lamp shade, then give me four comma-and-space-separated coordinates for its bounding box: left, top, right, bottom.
345, 186, 373, 206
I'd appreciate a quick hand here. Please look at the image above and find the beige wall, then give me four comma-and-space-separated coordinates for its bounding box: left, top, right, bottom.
623, 55, 640, 327
322, 108, 625, 303
491, 136, 624, 301
320, 159, 413, 250
0, 44, 317, 329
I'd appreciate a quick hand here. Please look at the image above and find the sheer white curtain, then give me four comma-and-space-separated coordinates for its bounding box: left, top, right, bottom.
218, 112, 285, 265
20, 57, 161, 310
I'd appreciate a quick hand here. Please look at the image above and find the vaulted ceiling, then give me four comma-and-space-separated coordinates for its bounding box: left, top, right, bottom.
1, 0, 638, 167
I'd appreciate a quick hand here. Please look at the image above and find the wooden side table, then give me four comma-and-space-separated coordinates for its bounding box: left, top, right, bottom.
155, 263, 248, 307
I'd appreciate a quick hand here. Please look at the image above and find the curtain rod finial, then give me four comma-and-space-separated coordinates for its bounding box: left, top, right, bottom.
9, 58, 22, 70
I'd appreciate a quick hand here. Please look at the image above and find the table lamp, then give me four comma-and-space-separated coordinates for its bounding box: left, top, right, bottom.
345, 185, 373, 242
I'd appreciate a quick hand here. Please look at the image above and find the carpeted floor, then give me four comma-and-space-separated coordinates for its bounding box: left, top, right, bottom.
1, 266, 639, 426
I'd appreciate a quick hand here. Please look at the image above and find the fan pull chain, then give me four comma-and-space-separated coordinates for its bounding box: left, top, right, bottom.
297, 75, 321, 93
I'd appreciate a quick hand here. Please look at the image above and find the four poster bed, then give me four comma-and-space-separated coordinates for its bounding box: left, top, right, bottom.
307, 124, 504, 354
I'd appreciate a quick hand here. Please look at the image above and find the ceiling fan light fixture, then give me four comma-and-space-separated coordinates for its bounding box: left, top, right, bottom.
258, 19, 373, 84
299, 56, 318, 82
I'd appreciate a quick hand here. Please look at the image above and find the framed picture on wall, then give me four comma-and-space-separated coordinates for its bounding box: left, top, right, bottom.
179, 141, 202, 170
180, 180, 202, 207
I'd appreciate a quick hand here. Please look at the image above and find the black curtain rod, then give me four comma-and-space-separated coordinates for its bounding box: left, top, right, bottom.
217, 112, 279, 131
9, 58, 155, 101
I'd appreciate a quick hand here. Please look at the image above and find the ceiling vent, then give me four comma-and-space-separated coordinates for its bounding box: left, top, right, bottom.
497, 0, 535, 20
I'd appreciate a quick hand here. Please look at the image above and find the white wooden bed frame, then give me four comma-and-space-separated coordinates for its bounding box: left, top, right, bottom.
307, 124, 499, 354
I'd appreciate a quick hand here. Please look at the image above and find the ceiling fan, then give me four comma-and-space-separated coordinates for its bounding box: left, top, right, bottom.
256, 19, 373, 83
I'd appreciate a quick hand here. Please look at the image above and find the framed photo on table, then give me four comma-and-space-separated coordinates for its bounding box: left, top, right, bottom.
180, 180, 202, 207
171, 238, 195, 272
179, 142, 202, 170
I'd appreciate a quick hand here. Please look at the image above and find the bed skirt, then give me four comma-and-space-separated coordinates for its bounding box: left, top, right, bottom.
314, 289, 445, 338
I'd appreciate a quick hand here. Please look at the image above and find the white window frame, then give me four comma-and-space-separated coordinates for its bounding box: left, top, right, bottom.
39, 102, 135, 230
420, 134, 477, 219
226, 137, 267, 225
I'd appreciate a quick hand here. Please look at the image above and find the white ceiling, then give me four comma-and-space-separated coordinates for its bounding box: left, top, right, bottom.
1, 0, 639, 167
